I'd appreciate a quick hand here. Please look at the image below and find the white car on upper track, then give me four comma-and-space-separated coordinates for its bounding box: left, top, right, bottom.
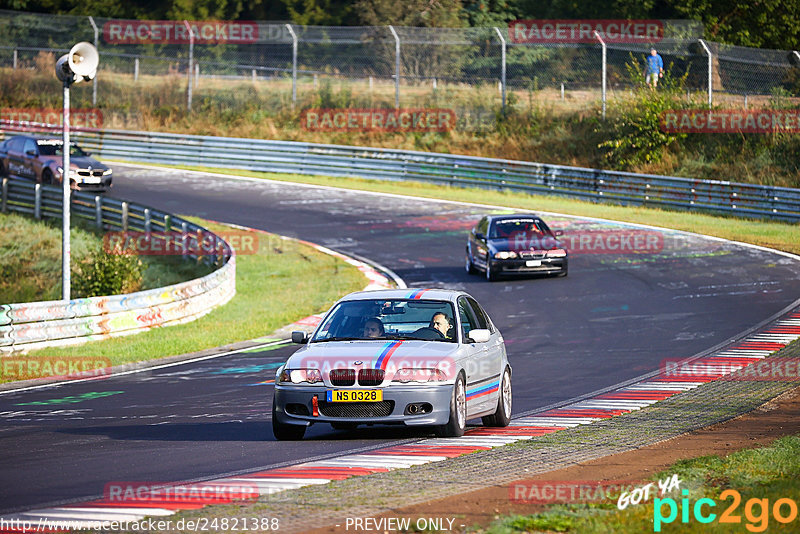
272, 288, 512, 440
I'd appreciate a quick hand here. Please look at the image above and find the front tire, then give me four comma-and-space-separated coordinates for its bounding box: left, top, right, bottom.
436, 373, 466, 437
465, 251, 477, 275
41, 169, 54, 185
272, 404, 306, 440
482, 367, 512, 427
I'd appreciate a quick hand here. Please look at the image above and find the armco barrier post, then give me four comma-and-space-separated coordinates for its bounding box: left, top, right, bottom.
2, 178, 8, 213
95, 195, 102, 228
34, 184, 42, 219
144, 208, 151, 234
181, 221, 188, 258
121, 201, 129, 231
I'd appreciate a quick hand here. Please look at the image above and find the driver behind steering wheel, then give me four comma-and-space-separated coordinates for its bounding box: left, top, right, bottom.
430, 312, 452, 339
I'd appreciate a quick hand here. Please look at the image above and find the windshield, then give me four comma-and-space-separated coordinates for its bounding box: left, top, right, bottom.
36, 140, 88, 157
311, 299, 458, 343
489, 218, 549, 239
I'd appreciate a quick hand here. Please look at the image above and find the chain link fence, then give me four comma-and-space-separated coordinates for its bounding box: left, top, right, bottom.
1, 9, 799, 121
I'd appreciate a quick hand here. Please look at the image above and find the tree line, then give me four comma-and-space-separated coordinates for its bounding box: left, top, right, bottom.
1, 0, 797, 50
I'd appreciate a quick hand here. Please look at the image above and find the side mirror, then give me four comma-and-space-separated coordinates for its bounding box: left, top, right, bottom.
467, 329, 490, 343
291, 331, 309, 344
474, 232, 484, 240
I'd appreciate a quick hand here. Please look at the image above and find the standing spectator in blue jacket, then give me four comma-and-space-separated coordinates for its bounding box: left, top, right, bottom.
645, 49, 664, 89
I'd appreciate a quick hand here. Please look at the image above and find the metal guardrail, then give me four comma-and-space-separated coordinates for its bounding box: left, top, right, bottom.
4, 124, 793, 222
0, 177, 235, 353
3, 122, 800, 223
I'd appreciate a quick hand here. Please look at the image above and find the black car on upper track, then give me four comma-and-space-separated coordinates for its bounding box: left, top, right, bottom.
465, 214, 568, 281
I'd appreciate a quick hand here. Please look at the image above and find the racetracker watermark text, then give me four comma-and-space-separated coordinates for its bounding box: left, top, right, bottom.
661, 109, 800, 133
661, 358, 800, 381
103, 231, 258, 256
104, 482, 259, 503
301, 108, 456, 132
1, 357, 111, 381
504, 230, 664, 254
509, 20, 663, 43
103, 20, 258, 44
1, 108, 103, 129
510, 480, 637, 503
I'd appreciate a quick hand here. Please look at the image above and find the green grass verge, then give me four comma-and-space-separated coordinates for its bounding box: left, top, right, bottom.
0, 212, 213, 304
11, 218, 366, 377
478, 433, 800, 533
124, 162, 800, 256
0, 212, 98, 303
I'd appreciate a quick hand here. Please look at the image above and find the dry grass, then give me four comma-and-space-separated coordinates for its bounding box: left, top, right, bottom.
3, 65, 800, 187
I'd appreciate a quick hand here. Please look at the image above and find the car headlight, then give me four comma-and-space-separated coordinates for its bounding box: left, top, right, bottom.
56, 167, 78, 178
494, 251, 517, 259
546, 248, 567, 258
102, 169, 112, 175
278, 368, 322, 384
392, 368, 447, 383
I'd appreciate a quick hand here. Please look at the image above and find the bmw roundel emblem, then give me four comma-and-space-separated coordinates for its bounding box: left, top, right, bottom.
354, 361, 363, 365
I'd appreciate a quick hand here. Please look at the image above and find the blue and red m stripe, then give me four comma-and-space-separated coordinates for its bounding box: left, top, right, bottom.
466, 381, 500, 401
375, 340, 403, 370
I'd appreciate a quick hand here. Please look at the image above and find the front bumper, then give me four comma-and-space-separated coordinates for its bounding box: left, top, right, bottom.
490, 256, 567, 275
74, 175, 112, 192
273, 383, 454, 427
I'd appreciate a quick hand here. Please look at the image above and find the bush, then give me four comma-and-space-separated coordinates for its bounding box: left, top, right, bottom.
595, 58, 692, 168
72, 245, 143, 298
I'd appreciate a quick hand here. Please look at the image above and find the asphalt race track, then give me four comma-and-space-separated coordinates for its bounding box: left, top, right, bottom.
2, 164, 800, 514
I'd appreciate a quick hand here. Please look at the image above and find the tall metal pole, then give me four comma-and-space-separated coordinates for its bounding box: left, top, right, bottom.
88, 16, 99, 106
493, 28, 506, 111
699, 39, 713, 108
62, 81, 71, 301
594, 31, 606, 119
184, 21, 194, 111
286, 24, 298, 107
388, 25, 400, 110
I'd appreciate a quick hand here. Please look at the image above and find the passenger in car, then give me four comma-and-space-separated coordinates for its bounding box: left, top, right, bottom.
362, 318, 384, 338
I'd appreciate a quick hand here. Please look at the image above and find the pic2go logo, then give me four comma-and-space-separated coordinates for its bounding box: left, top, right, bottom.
654, 489, 799, 532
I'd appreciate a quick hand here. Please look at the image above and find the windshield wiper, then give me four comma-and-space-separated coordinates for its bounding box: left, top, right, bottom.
311, 336, 362, 343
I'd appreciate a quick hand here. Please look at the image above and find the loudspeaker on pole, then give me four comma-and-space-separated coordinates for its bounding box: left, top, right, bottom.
55, 42, 99, 84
